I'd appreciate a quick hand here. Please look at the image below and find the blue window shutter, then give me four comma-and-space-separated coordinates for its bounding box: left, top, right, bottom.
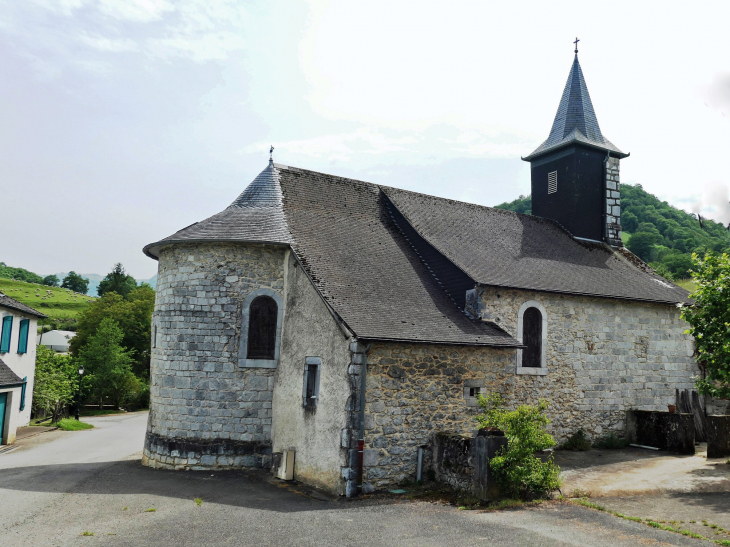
17, 319, 29, 354
0, 316, 12, 353
20, 377, 27, 411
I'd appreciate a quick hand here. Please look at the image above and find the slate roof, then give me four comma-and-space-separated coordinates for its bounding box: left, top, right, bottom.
0, 357, 23, 387
0, 293, 46, 318
145, 161, 690, 346
524, 55, 628, 161
383, 186, 690, 305
143, 161, 292, 259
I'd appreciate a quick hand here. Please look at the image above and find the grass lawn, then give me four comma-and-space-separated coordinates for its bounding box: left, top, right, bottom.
674, 278, 697, 293
80, 409, 130, 417
0, 278, 95, 324
53, 418, 94, 431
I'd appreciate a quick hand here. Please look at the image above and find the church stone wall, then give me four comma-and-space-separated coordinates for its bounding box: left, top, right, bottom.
143, 242, 286, 470
361, 289, 696, 490
478, 286, 697, 439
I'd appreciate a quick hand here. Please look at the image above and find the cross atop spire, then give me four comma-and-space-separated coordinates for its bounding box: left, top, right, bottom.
269, 145, 275, 163
573, 37, 580, 54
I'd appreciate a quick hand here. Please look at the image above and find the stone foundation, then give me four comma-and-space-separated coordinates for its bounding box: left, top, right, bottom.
143, 432, 272, 470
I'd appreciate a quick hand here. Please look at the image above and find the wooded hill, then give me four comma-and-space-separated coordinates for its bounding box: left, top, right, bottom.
495, 184, 730, 281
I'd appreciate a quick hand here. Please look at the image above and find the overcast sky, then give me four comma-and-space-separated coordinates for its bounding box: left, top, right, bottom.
2, 0, 729, 280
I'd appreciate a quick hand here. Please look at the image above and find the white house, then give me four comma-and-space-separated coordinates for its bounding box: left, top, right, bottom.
37, 330, 76, 353
0, 293, 45, 444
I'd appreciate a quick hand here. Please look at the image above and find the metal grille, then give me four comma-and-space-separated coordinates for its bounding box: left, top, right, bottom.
547, 171, 557, 194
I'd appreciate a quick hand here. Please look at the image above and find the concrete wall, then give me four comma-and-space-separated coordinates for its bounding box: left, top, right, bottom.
143, 242, 287, 470
271, 251, 351, 494
479, 286, 697, 440
0, 307, 38, 429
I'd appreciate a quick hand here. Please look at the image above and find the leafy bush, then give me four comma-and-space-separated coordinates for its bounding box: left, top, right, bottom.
475, 394, 561, 499
560, 429, 592, 451
592, 432, 629, 449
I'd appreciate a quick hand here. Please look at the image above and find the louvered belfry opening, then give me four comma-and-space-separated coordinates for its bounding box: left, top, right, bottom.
247, 296, 278, 359
522, 307, 542, 368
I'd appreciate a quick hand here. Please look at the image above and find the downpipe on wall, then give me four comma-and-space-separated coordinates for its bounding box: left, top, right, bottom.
354, 341, 372, 491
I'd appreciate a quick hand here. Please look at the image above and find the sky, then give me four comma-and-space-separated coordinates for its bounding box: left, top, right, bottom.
1, 0, 729, 280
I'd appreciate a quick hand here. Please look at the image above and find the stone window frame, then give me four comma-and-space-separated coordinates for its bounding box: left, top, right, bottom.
516, 300, 548, 376
238, 288, 284, 369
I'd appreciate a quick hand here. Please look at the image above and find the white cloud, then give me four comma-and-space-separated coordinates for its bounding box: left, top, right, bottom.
97, 0, 174, 22
705, 72, 730, 117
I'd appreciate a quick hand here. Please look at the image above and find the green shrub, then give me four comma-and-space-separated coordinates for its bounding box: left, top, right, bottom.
475, 394, 561, 499
592, 432, 629, 449
561, 429, 591, 451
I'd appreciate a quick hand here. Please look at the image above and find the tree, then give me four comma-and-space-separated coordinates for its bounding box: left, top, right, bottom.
33, 346, 77, 422
70, 285, 155, 377
43, 274, 60, 287
77, 318, 136, 409
626, 232, 658, 262
97, 263, 138, 298
622, 211, 638, 232
681, 252, 730, 400
62, 271, 90, 294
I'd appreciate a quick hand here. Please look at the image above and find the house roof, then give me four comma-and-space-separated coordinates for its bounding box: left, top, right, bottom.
0, 357, 23, 387
144, 162, 690, 346
0, 293, 46, 318
523, 55, 628, 161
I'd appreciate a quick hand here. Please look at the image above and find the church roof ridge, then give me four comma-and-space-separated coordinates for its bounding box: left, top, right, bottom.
523, 54, 628, 161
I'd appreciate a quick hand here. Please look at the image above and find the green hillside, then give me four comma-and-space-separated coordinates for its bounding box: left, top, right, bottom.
0, 278, 96, 328
495, 184, 730, 285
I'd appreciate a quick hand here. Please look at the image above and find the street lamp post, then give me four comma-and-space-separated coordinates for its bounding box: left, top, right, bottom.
75, 365, 84, 421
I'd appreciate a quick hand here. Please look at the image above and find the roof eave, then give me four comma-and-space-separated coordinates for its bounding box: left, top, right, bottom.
355, 335, 523, 348
143, 238, 292, 260
522, 141, 630, 162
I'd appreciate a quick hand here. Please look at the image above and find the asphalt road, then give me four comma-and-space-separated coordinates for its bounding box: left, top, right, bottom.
0, 413, 707, 546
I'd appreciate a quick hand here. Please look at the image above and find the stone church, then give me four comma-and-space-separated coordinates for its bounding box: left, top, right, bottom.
142, 52, 696, 496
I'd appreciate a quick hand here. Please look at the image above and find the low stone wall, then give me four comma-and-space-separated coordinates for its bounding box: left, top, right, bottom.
431, 431, 507, 501
432, 433, 474, 492
627, 410, 695, 454
707, 416, 730, 459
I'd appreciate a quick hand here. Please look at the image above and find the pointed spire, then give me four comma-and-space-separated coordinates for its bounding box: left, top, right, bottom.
523, 52, 627, 161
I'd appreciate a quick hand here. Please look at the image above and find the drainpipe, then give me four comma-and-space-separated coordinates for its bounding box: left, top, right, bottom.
355, 341, 372, 491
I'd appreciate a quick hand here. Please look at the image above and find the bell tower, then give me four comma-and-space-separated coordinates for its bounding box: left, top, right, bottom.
523, 44, 628, 247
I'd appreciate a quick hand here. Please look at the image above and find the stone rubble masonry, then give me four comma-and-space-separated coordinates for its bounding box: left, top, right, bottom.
143, 242, 285, 470
605, 157, 622, 246
361, 287, 696, 489
363, 342, 514, 489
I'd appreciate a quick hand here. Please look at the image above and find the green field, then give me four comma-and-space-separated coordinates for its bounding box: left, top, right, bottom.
674, 278, 697, 293
0, 278, 95, 324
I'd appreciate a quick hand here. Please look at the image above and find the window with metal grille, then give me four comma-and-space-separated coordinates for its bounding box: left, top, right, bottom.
548, 171, 557, 194
246, 296, 278, 359
522, 307, 542, 368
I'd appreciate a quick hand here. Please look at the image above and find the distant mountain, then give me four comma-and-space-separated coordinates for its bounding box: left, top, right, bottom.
495, 184, 730, 280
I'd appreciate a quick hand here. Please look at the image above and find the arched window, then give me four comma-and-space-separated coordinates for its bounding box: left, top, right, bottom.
522, 307, 542, 368
516, 301, 548, 375
239, 289, 284, 368
247, 296, 277, 359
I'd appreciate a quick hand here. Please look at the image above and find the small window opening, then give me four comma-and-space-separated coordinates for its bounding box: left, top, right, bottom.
469, 387, 481, 397
303, 357, 321, 408
247, 296, 278, 360
522, 307, 543, 368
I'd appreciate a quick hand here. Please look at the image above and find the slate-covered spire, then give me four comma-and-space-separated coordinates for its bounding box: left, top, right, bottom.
523, 54, 628, 161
